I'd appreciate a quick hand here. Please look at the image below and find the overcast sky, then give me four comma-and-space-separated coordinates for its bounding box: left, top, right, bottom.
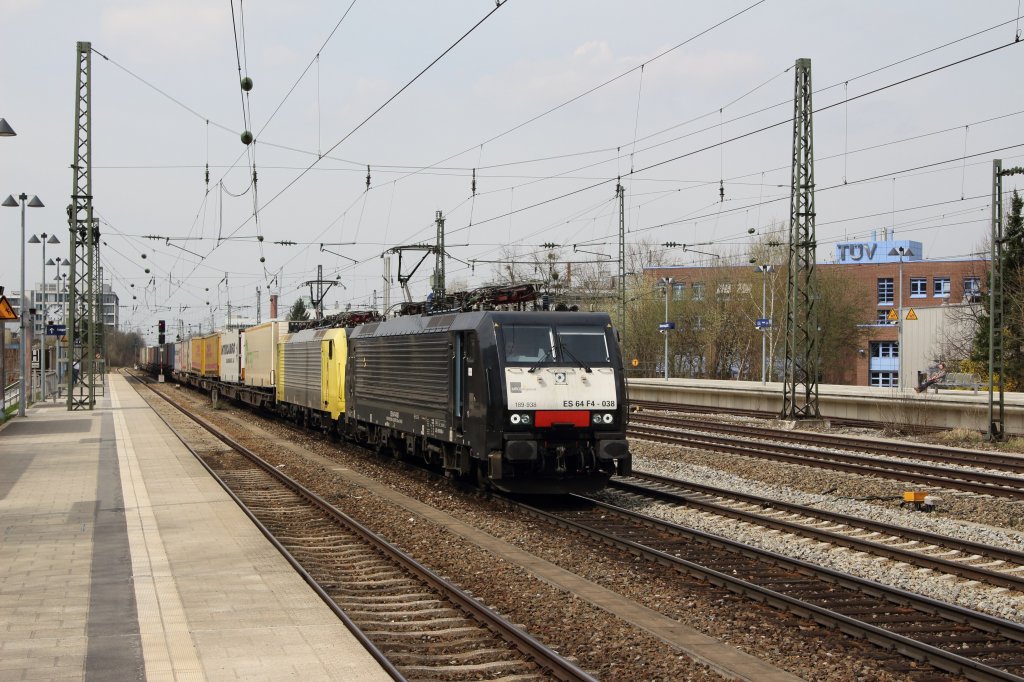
2, 0, 1022, 339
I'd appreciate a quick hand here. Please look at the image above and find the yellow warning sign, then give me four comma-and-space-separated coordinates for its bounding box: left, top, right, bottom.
886, 308, 898, 322
0, 295, 16, 321
906, 308, 918, 321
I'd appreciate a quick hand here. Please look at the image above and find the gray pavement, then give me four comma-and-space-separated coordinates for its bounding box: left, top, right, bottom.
0, 374, 389, 681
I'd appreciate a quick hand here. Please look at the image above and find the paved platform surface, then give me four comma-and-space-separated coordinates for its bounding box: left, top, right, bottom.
630, 377, 1024, 434
0, 375, 391, 681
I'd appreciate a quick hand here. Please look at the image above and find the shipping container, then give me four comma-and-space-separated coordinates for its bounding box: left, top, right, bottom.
191, 333, 220, 377
175, 339, 190, 374
219, 329, 243, 383
242, 320, 280, 388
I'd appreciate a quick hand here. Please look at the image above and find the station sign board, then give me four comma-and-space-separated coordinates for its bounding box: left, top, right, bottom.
754, 318, 772, 330
658, 322, 676, 331
46, 324, 67, 336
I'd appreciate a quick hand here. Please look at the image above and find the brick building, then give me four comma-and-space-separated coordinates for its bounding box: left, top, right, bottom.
647, 233, 987, 387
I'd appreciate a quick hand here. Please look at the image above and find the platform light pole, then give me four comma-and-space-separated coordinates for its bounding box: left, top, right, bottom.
661, 277, 673, 380
30, 233, 60, 399
756, 263, 775, 384
888, 246, 912, 389
3, 193, 44, 417
0, 120, 13, 416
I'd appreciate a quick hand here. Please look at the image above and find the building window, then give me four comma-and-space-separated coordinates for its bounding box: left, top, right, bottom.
876, 309, 892, 324
963, 277, 981, 303
910, 277, 926, 297
933, 277, 950, 298
692, 282, 705, 301
877, 278, 894, 304
672, 282, 686, 300
716, 283, 731, 300
869, 371, 899, 387
873, 341, 898, 358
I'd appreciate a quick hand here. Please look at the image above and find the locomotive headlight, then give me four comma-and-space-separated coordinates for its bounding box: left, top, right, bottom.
520, 413, 531, 425
602, 413, 614, 424
510, 413, 522, 425
592, 413, 603, 425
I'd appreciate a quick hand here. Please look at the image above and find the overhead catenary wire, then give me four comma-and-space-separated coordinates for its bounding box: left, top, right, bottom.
91, 9, 1024, 318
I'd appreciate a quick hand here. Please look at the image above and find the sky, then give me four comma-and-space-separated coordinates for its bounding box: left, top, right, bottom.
1, 0, 1022, 341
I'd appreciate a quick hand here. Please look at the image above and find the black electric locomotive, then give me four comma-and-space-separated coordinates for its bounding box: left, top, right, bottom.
345, 309, 631, 494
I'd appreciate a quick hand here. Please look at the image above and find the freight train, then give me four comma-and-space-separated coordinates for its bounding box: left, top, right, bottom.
139, 286, 631, 494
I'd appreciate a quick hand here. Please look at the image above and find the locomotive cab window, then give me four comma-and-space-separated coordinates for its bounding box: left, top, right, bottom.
503, 325, 555, 363
501, 324, 610, 366
556, 325, 610, 364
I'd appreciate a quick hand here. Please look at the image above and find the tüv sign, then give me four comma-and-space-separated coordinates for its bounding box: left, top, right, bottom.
834, 240, 922, 264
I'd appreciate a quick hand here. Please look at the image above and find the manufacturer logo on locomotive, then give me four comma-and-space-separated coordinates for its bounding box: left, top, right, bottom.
510, 382, 522, 393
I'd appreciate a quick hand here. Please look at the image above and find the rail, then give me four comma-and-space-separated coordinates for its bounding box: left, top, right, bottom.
130, 372, 594, 682
520, 496, 1024, 682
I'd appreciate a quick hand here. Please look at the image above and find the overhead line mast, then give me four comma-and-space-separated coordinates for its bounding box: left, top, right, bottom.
781, 58, 821, 420
67, 41, 101, 410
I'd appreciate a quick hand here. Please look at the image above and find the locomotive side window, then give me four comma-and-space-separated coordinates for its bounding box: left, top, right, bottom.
556, 325, 610, 364
503, 325, 555, 363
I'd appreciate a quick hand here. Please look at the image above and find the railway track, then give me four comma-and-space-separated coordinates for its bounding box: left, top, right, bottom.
628, 421, 1024, 500
631, 405, 1024, 474
128, 373, 594, 682
609, 471, 1024, 592
521, 495, 1024, 682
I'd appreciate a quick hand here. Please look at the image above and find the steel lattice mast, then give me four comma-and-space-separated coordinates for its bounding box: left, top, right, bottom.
781, 58, 820, 419
67, 40, 99, 410
616, 180, 625, 335
988, 161, 1024, 440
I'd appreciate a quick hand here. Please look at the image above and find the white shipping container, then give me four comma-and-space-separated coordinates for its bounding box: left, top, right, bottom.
219, 329, 243, 384
175, 339, 190, 373
243, 320, 280, 387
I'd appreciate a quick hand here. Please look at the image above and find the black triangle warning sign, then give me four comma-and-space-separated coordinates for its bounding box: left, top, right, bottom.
0, 295, 16, 321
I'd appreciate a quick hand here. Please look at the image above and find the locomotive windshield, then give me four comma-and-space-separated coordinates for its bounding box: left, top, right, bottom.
502, 324, 610, 365
503, 325, 555, 363
556, 325, 610, 364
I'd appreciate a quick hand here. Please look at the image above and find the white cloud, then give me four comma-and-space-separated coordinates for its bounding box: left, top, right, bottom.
0, 0, 41, 16
101, 1, 229, 57
475, 41, 762, 113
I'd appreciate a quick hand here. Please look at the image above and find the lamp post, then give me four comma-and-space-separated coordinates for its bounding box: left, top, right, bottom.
660, 277, 673, 380
0, 121, 14, 416
3, 193, 44, 417
54, 260, 69, 396
756, 264, 775, 384
887, 246, 912, 389
30, 233, 60, 400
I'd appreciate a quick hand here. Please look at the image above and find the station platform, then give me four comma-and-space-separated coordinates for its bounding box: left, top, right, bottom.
629, 377, 1024, 434
0, 375, 391, 681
